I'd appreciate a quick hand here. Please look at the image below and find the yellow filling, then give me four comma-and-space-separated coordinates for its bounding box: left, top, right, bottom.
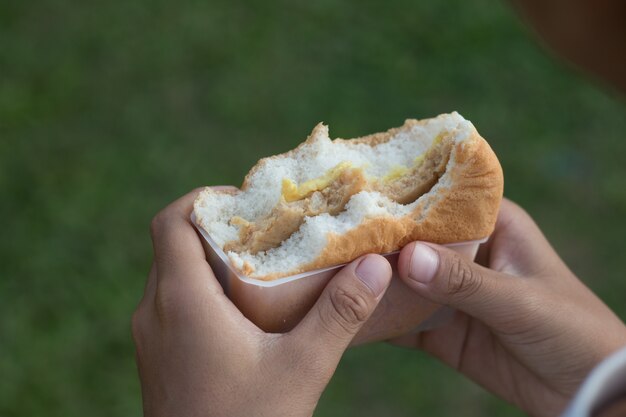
432, 132, 445, 146
281, 161, 354, 202
382, 165, 410, 182
380, 133, 445, 183
381, 155, 426, 183
281, 131, 449, 201
230, 216, 250, 227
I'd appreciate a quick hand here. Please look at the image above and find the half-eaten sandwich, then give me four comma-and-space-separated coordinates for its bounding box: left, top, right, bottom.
194, 112, 503, 281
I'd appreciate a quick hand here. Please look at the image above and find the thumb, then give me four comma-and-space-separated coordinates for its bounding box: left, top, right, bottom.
292, 254, 392, 356
398, 242, 520, 326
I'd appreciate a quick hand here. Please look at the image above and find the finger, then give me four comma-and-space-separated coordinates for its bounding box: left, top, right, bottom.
290, 254, 392, 358
397, 241, 529, 329
482, 198, 562, 277
133, 263, 158, 355
150, 188, 223, 293
387, 311, 473, 361
387, 332, 422, 349
475, 198, 531, 266
142, 263, 157, 303
474, 235, 492, 267
150, 188, 204, 271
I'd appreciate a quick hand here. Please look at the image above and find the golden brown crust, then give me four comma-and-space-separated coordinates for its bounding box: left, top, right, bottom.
297, 130, 503, 275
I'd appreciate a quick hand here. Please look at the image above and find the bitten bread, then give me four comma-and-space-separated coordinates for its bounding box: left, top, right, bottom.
194, 112, 503, 280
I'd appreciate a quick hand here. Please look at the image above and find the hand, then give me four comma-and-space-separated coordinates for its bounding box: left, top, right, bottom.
132, 189, 393, 417
391, 199, 626, 417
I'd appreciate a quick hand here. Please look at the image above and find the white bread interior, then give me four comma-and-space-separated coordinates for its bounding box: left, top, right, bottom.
194, 112, 503, 280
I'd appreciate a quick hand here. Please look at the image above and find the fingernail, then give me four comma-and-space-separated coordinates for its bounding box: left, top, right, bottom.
355, 255, 390, 296
409, 243, 439, 283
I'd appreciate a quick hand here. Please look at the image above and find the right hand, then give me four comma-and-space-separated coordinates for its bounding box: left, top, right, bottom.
391, 199, 626, 417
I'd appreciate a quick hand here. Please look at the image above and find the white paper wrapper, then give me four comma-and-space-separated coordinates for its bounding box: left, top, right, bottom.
193, 213, 486, 344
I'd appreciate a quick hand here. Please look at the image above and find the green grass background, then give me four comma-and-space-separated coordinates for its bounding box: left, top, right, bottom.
1, 0, 625, 416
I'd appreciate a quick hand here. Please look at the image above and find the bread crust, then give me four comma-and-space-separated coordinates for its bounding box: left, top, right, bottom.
300, 130, 503, 274
196, 117, 503, 280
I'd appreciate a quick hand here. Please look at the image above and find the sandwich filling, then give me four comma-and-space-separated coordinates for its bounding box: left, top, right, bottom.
223, 133, 453, 254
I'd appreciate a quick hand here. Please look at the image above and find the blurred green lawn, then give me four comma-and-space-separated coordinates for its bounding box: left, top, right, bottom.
2, 0, 625, 416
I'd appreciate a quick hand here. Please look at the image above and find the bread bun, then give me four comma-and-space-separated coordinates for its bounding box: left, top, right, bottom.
194, 112, 503, 280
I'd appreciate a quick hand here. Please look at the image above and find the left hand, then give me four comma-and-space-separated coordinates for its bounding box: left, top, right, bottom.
132, 188, 393, 417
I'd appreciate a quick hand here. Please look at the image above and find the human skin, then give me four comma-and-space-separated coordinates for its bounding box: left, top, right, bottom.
391, 199, 626, 417
133, 191, 626, 417
132, 188, 393, 417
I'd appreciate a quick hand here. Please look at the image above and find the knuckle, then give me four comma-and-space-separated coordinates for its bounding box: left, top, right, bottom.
324, 288, 371, 334
149, 210, 167, 239
503, 198, 525, 215
501, 198, 533, 224
504, 203, 532, 221
445, 255, 484, 300
509, 200, 531, 218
